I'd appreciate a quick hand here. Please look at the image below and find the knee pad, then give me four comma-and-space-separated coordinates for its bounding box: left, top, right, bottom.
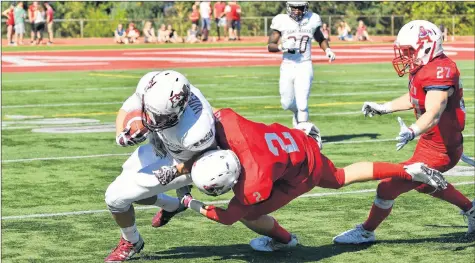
374, 196, 395, 209
105, 183, 131, 213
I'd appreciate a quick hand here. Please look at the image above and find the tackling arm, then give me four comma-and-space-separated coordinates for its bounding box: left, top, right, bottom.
267, 30, 282, 52
184, 196, 251, 225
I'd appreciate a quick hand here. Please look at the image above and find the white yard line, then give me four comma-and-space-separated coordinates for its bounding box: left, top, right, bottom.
3, 134, 473, 163
2, 181, 473, 220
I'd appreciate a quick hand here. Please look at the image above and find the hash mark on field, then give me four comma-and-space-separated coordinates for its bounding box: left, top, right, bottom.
3, 134, 473, 163
2, 182, 473, 220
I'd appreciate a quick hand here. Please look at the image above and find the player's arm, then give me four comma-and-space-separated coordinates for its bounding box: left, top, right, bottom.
412, 89, 451, 135
183, 196, 251, 225
314, 25, 335, 62
388, 92, 414, 112
267, 30, 282, 52
115, 93, 148, 146
362, 92, 413, 117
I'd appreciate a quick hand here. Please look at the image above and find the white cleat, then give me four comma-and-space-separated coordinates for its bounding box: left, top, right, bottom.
461, 199, 475, 235
249, 234, 298, 252
404, 163, 448, 191
333, 224, 376, 244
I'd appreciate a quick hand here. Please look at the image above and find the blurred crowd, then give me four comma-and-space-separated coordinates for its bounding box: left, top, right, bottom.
113, 1, 242, 45
3, 1, 54, 46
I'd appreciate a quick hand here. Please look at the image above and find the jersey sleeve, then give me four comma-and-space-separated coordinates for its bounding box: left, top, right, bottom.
120, 93, 142, 112
270, 14, 284, 32
422, 64, 459, 91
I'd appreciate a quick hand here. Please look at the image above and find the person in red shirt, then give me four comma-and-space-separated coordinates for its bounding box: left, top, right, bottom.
229, 1, 241, 40
2, 3, 15, 45
125, 22, 140, 44
44, 2, 54, 45
333, 19, 474, 244
154, 108, 447, 251
213, 1, 226, 40
189, 4, 200, 26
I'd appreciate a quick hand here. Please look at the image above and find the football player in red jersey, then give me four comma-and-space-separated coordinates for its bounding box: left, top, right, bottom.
333, 20, 475, 244
154, 108, 447, 251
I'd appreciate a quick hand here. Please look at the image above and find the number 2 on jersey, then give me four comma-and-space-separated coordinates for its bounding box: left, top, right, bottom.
265, 132, 300, 156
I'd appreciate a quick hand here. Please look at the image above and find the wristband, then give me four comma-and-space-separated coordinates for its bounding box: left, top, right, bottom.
325, 48, 332, 54
189, 199, 205, 213
409, 124, 422, 138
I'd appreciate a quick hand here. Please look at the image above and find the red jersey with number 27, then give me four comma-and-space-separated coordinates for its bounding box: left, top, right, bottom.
408, 54, 465, 151
214, 108, 322, 206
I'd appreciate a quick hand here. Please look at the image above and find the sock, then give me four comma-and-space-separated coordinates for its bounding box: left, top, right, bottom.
120, 224, 140, 244
362, 203, 393, 232
430, 183, 473, 211
297, 110, 308, 123
268, 219, 292, 244
373, 162, 412, 181
154, 193, 180, 212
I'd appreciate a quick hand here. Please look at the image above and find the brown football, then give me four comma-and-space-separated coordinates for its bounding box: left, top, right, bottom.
123, 109, 148, 136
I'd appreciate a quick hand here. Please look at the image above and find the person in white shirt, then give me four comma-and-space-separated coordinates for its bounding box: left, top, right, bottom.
199, 1, 211, 41
268, 2, 336, 127
33, 4, 46, 45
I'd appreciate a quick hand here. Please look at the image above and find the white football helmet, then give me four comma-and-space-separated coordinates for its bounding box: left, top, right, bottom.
393, 20, 444, 77
286, 1, 308, 22
191, 150, 241, 196
141, 70, 191, 131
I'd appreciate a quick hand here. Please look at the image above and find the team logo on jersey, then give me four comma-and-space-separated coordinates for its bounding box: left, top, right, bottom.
169, 84, 190, 108
193, 130, 214, 148
417, 26, 433, 44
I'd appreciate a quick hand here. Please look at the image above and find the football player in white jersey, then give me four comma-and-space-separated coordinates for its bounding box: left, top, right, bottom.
104, 70, 217, 262
268, 2, 336, 127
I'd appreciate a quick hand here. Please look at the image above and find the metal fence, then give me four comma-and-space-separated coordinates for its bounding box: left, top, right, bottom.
2, 14, 473, 40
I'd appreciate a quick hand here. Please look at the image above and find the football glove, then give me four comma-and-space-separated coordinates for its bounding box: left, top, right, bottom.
280, 38, 298, 53
325, 48, 336, 62
296, 122, 323, 150
395, 117, 420, 151
153, 165, 179, 185
116, 128, 148, 147
362, 102, 392, 117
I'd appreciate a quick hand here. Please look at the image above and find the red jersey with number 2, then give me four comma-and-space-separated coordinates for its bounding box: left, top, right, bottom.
408, 54, 465, 151
214, 108, 322, 206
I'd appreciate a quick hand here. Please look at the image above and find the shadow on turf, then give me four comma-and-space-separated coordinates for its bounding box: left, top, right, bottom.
322, 133, 380, 143
137, 243, 373, 262
378, 231, 475, 251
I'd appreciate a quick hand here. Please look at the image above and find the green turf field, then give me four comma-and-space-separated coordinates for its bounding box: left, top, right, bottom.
2, 61, 474, 262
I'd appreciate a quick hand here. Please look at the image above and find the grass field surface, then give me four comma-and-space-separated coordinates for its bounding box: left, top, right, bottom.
1, 58, 474, 262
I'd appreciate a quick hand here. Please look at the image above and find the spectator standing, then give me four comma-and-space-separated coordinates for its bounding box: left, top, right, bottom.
439, 24, 448, 41
2, 3, 15, 45
213, 1, 226, 40
33, 4, 45, 45
143, 21, 157, 43
13, 1, 26, 45
199, 1, 211, 41
28, 1, 38, 44
44, 2, 54, 45
321, 23, 330, 40
125, 22, 140, 43
114, 23, 128, 44
224, 2, 234, 40
230, 1, 241, 40
337, 20, 353, 41
189, 4, 200, 26
356, 20, 372, 42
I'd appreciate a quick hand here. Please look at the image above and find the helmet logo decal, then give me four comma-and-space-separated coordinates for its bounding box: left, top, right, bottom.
417, 26, 433, 44
169, 84, 190, 108
145, 73, 159, 91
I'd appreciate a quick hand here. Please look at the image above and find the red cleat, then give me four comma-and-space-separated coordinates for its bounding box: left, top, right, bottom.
104, 236, 144, 262
151, 205, 187, 228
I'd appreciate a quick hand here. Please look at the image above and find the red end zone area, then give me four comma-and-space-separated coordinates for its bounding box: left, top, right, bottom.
2, 43, 474, 73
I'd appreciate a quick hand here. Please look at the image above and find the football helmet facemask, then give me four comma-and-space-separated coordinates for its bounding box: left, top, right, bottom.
286, 2, 309, 22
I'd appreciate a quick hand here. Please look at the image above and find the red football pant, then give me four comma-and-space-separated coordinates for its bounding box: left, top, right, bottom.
363, 140, 471, 231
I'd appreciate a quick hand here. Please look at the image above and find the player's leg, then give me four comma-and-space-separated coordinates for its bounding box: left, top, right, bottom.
279, 63, 298, 127
293, 61, 313, 124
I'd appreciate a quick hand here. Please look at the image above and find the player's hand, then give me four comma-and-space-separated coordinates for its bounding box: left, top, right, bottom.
153, 165, 178, 185
296, 122, 323, 150
280, 39, 297, 53
395, 117, 415, 151
116, 127, 148, 147
362, 102, 390, 117
325, 48, 336, 62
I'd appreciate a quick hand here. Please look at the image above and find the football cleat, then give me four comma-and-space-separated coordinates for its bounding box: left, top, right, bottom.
151, 203, 187, 228
461, 199, 475, 235
404, 163, 448, 191
333, 224, 376, 244
249, 234, 298, 252
104, 236, 144, 262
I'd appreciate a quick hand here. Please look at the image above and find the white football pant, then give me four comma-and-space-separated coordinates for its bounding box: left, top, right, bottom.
279, 60, 314, 126
105, 143, 191, 213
